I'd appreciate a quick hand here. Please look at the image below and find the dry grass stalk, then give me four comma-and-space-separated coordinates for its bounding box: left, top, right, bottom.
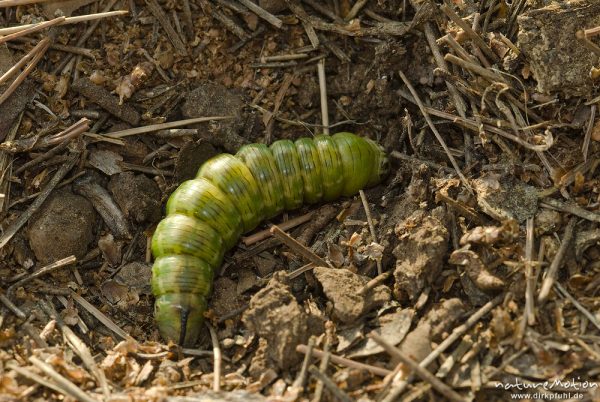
0, 0, 51, 7
0, 16, 65, 44
0, 10, 128, 36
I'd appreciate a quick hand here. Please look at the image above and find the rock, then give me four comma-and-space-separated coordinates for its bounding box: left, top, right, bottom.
242, 273, 309, 370
518, 0, 600, 96
28, 189, 96, 264
174, 139, 217, 182
393, 210, 449, 302
473, 174, 538, 223
108, 172, 162, 224
313, 267, 391, 323
259, 0, 287, 13
181, 82, 248, 153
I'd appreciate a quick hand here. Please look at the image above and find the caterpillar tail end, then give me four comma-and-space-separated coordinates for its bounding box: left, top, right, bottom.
154, 294, 206, 347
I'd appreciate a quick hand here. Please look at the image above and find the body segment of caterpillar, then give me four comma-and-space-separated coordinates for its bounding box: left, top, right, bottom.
151, 132, 389, 346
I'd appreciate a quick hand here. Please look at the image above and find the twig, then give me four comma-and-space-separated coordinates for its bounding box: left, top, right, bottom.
104, 116, 234, 139
29, 356, 98, 402
582, 104, 596, 162
0, 154, 78, 250
359, 271, 391, 295
70, 291, 130, 340
359, 189, 381, 274
440, 4, 498, 63
237, 0, 283, 28
293, 337, 315, 389
311, 343, 330, 402
206, 323, 221, 392
398, 70, 472, 193
8, 364, 66, 396
370, 333, 466, 402
540, 198, 600, 223
317, 60, 329, 134
0, 16, 64, 45
199, 0, 249, 40
0, 0, 51, 6
0, 38, 49, 85
383, 294, 503, 400
296, 344, 392, 376
554, 282, 600, 332
538, 216, 577, 303
308, 365, 353, 402
0, 10, 128, 36
145, 0, 187, 55
7, 256, 76, 295
270, 225, 331, 267
0, 39, 49, 107
1, 118, 89, 154
0, 292, 26, 319
344, 0, 368, 21
242, 211, 315, 246
524, 217, 535, 325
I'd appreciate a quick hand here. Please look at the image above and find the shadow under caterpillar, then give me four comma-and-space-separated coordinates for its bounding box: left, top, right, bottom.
151, 132, 389, 346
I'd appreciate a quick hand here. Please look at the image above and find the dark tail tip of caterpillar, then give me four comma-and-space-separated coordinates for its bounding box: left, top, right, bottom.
179, 307, 190, 346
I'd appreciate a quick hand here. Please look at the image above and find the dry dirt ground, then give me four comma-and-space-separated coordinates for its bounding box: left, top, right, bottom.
1, 0, 600, 401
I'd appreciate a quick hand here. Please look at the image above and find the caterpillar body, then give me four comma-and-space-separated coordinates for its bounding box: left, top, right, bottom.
151, 132, 389, 346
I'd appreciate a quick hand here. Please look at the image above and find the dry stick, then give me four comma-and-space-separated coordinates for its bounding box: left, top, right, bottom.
359, 271, 391, 295
370, 333, 466, 402
0, 154, 77, 249
317, 59, 329, 134
242, 211, 315, 246
29, 356, 98, 402
0, 37, 49, 85
200, 0, 249, 40
270, 225, 331, 267
398, 70, 472, 193
104, 116, 233, 139
358, 189, 381, 275
0, 16, 65, 44
16, 37, 94, 58
0, 10, 128, 36
440, 4, 498, 64
444, 53, 504, 83
524, 217, 536, 325
540, 198, 600, 224
206, 323, 221, 392
8, 364, 67, 396
303, 0, 344, 23
396, 89, 552, 152
7, 256, 76, 296
582, 104, 596, 162
538, 216, 577, 303
237, 0, 283, 28
9, 171, 86, 208
382, 294, 503, 401
70, 291, 130, 340
0, 39, 49, 107
293, 337, 315, 389
423, 23, 471, 166
41, 300, 109, 398
344, 0, 368, 21
311, 344, 330, 402
554, 282, 600, 332
0, 292, 26, 319
308, 365, 353, 402
53, 0, 120, 75
146, 0, 187, 55
0, 0, 51, 6
296, 344, 392, 377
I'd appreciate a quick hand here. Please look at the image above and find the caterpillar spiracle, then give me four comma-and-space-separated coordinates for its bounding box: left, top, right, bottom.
151, 132, 389, 346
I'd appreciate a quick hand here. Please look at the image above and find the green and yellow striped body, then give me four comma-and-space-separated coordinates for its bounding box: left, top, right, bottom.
151, 132, 388, 346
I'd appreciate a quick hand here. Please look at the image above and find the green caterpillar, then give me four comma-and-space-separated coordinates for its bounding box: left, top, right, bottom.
151, 132, 389, 346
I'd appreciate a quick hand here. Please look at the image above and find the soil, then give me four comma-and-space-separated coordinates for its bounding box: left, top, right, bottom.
1, 1, 600, 401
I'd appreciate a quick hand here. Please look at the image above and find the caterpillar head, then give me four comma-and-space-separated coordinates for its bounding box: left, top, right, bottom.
365, 138, 389, 185
154, 294, 206, 347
